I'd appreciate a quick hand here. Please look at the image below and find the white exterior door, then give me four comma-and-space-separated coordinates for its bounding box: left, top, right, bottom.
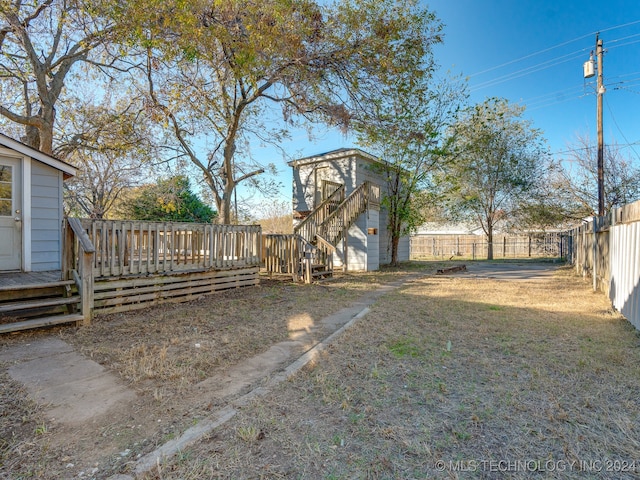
0, 157, 22, 271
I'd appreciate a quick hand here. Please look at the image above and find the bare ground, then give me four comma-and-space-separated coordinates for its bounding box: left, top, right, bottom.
2, 261, 640, 479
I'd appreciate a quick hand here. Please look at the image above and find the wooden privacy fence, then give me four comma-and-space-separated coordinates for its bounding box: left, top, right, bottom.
80, 219, 261, 278
63, 219, 262, 318
411, 233, 564, 260
565, 199, 640, 331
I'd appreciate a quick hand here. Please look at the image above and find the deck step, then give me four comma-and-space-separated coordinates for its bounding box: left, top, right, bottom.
0, 295, 80, 314
0, 279, 74, 292
0, 314, 84, 334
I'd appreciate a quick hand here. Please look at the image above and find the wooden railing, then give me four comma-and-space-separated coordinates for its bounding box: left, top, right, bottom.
63, 218, 96, 325
262, 234, 302, 281
294, 184, 345, 243
368, 182, 381, 207
322, 180, 343, 202
319, 181, 374, 245
305, 234, 336, 282
263, 233, 336, 283
79, 220, 261, 278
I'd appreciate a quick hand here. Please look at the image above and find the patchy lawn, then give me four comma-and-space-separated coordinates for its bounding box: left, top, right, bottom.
141, 266, 640, 480
0, 265, 436, 479
2, 262, 639, 479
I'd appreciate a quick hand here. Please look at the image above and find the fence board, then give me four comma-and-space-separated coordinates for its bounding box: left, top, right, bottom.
566, 199, 640, 331
93, 266, 259, 314
410, 233, 563, 260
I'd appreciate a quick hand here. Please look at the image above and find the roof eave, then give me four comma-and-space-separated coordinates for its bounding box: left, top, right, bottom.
288, 148, 381, 168
0, 132, 77, 178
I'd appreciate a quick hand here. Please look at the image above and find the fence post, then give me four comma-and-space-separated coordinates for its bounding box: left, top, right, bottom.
80, 250, 94, 325
303, 247, 312, 284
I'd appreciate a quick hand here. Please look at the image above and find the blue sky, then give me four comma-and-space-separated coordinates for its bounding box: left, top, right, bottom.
245, 0, 640, 208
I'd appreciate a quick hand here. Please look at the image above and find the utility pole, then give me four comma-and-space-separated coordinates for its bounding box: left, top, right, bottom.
596, 35, 605, 216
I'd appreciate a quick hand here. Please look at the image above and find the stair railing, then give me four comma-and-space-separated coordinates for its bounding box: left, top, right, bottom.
319, 181, 371, 245
294, 184, 345, 243
63, 217, 96, 325
300, 234, 336, 284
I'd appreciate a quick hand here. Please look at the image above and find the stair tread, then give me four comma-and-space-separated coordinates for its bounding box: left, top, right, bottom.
0, 295, 81, 313
0, 314, 84, 334
0, 279, 75, 292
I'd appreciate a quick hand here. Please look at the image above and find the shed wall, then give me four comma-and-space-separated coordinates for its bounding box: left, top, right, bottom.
292, 156, 357, 213
31, 161, 63, 271
366, 209, 380, 271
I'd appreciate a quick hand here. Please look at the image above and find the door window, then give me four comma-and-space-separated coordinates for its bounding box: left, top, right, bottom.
0, 165, 12, 216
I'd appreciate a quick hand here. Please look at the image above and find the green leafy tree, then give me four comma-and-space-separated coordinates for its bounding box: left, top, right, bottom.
356, 73, 465, 265
442, 98, 548, 259
117, 0, 442, 224
119, 176, 217, 223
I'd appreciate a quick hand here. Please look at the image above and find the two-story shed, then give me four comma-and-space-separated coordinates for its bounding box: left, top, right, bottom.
0, 133, 76, 273
289, 148, 409, 271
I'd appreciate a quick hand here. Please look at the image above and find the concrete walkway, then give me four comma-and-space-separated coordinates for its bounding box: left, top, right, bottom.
0, 336, 136, 426
0, 273, 418, 479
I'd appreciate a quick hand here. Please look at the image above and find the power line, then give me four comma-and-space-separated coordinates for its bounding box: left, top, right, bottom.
470, 50, 586, 92
554, 141, 640, 158
604, 96, 640, 162
468, 19, 640, 79
468, 22, 640, 96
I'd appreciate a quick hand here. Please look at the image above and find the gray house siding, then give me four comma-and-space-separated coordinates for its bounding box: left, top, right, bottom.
397, 236, 410, 262
377, 208, 410, 264
31, 161, 63, 271
366, 209, 380, 271
335, 215, 368, 271
292, 156, 357, 213
378, 208, 390, 264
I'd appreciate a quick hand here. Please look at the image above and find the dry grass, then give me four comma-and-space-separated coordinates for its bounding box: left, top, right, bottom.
143, 266, 640, 480
0, 266, 445, 479
0, 369, 50, 477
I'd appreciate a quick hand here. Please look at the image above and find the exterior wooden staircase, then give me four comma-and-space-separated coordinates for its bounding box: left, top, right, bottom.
0, 279, 83, 334
292, 181, 380, 280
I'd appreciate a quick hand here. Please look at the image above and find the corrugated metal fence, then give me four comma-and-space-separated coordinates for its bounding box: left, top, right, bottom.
565, 199, 640, 330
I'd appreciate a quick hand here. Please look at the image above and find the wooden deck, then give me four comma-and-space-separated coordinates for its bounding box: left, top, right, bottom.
1, 220, 264, 333
0, 271, 63, 288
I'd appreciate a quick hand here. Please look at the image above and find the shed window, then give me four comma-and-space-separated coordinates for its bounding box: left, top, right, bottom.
0, 165, 12, 216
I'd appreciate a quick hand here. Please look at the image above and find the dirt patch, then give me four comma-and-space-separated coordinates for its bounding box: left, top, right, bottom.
138, 266, 640, 480
0, 265, 443, 479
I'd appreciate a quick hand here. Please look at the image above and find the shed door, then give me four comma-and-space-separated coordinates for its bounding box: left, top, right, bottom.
0, 157, 22, 271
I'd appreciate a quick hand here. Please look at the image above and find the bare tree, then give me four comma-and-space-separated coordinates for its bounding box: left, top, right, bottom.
250, 199, 293, 234
558, 133, 640, 216
59, 94, 158, 218
0, 0, 118, 153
